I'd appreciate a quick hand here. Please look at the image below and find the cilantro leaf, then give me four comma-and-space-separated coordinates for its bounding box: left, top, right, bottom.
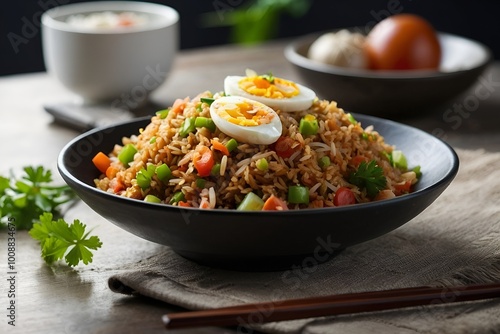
0, 166, 77, 230
349, 160, 387, 198
29, 212, 102, 267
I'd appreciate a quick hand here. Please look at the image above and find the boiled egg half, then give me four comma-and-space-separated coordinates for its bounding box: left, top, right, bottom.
209, 96, 282, 145
224, 70, 316, 112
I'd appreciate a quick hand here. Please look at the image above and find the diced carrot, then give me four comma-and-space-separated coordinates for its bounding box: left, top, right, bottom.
171, 97, 189, 114
262, 195, 289, 211
393, 180, 412, 196
105, 166, 120, 179
92, 152, 111, 174
211, 139, 230, 156
193, 146, 214, 177
178, 201, 191, 207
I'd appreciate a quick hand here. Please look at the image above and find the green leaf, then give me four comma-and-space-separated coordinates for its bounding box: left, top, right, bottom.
1, 166, 77, 230
29, 213, 102, 267
349, 160, 387, 198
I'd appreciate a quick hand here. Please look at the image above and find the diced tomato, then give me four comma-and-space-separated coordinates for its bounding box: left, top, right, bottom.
350, 155, 368, 168
334, 187, 356, 206
393, 180, 412, 196
178, 201, 191, 207
272, 136, 302, 159
262, 195, 289, 211
193, 146, 214, 177
110, 178, 125, 193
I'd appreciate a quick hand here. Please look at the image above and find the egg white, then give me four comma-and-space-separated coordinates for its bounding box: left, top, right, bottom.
209, 96, 282, 145
224, 76, 316, 112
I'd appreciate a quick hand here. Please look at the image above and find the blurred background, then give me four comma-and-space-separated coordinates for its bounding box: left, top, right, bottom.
1, 0, 498, 76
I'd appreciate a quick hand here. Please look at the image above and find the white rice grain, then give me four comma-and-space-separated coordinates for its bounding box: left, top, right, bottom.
209, 187, 216, 208
220, 155, 228, 176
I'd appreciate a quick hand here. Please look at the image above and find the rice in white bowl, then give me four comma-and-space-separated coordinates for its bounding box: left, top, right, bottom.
66, 11, 148, 29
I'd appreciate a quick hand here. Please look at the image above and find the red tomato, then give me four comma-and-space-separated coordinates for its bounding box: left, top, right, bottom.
393, 180, 412, 196
365, 14, 441, 70
272, 136, 301, 159
192, 146, 214, 177
334, 187, 356, 206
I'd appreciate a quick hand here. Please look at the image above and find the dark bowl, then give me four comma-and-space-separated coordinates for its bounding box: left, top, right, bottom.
58, 115, 459, 271
284, 31, 492, 117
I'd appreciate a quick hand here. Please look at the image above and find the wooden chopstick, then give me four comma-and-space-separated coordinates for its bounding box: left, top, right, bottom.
162, 282, 500, 330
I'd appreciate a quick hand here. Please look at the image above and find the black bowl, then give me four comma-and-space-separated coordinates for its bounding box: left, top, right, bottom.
58, 115, 458, 271
285, 31, 492, 117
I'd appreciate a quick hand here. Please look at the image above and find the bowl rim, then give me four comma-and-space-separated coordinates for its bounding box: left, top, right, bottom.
41, 1, 179, 34
58, 114, 459, 217
284, 30, 493, 80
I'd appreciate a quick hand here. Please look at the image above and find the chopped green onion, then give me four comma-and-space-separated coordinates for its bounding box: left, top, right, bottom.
149, 136, 157, 144
347, 113, 357, 124
211, 163, 221, 176
288, 185, 309, 204
118, 144, 137, 165
391, 150, 408, 170
200, 97, 215, 106
237, 192, 264, 211
169, 191, 185, 204
144, 194, 162, 203
256, 158, 268, 171
155, 163, 172, 182
194, 117, 216, 132
155, 108, 170, 119
299, 115, 319, 136
136, 164, 156, 190
196, 103, 203, 113
318, 156, 331, 170
225, 138, 238, 152
195, 178, 206, 189
261, 72, 274, 83
179, 117, 196, 137
136, 172, 151, 190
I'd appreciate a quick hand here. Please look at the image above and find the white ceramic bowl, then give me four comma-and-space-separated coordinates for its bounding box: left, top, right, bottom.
42, 1, 179, 105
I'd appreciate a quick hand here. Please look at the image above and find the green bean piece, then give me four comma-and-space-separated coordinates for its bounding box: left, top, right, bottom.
144, 194, 162, 203
299, 115, 319, 136
179, 117, 196, 137
118, 144, 137, 165
225, 138, 238, 152
288, 185, 310, 204
194, 117, 216, 132
169, 191, 185, 204
237, 192, 264, 211
155, 163, 172, 182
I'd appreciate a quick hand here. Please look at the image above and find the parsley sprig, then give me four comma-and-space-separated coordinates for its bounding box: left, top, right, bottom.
0, 166, 76, 230
29, 212, 102, 267
349, 160, 387, 198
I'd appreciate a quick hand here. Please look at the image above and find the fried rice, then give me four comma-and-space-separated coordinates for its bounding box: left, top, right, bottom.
94, 91, 418, 209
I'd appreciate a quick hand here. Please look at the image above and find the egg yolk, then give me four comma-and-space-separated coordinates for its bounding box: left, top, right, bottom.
238, 76, 300, 99
215, 101, 274, 127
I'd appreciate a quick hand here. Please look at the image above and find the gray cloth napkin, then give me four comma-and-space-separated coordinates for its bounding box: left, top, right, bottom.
108, 149, 500, 334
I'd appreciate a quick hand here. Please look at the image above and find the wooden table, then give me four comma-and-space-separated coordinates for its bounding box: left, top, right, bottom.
0, 41, 499, 334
